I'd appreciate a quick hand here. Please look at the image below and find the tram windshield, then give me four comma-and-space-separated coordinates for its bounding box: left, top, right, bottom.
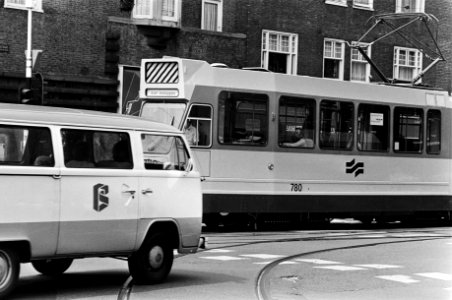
140, 102, 187, 128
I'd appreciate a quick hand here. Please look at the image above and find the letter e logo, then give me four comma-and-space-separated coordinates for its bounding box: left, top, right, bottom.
93, 183, 109, 212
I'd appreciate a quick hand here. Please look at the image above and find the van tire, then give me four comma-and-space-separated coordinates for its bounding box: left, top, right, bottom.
0, 247, 20, 299
128, 233, 174, 284
32, 258, 73, 276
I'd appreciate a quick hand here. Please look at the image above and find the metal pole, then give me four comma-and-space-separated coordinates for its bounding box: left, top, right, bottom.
26, 5, 33, 83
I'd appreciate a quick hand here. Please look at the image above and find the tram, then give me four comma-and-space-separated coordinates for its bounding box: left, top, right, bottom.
126, 57, 452, 227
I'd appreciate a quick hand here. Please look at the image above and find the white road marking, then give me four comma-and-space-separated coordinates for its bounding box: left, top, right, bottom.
376, 275, 419, 284
240, 254, 285, 260
295, 259, 342, 265
199, 256, 247, 261
354, 264, 402, 269
204, 249, 234, 253
314, 265, 366, 271
415, 273, 452, 281
279, 261, 299, 265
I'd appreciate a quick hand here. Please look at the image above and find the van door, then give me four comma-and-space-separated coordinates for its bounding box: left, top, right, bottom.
0, 125, 60, 257
57, 128, 139, 254
139, 133, 201, 248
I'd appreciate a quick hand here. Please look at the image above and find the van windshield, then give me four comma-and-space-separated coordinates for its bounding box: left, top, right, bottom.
140, 102, 186, 129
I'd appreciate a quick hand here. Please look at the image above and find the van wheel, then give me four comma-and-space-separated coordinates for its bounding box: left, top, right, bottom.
128, 233, 174, 284
0, 247, 20, 299
32, 258, 73, 276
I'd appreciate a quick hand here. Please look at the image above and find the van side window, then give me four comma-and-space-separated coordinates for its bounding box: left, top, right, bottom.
62, 129, 133, 169
0, 125, 54, 167
393, 107, 423, 153
141, 134, 190, 171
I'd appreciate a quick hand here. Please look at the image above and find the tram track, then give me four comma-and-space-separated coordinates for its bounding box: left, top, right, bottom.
117, 228, 452, 300
254, 235, 452, 300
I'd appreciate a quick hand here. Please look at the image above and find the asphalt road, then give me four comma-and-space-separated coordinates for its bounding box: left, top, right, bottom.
9, 224, 452, 300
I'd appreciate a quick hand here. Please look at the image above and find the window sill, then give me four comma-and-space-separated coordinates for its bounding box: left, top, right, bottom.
4, 5, 44, 13
352, 5, 374, 11
325, 1, 348, 8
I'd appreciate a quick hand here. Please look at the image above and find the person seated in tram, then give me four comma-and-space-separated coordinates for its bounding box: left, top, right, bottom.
282, 126, 313, 148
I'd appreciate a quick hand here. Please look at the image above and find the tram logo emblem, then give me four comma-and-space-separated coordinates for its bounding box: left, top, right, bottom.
93, 183, 109, 212
346, 159, 364, 177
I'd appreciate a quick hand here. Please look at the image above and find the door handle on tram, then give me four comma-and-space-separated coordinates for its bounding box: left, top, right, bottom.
141, 188, 153, 195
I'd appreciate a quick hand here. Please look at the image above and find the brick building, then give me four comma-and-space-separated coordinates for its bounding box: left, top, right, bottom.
0, 0, 450, 111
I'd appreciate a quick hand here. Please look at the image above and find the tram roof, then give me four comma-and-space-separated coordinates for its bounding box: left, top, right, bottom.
0, 103, 180, 133
177, 58, 451, 108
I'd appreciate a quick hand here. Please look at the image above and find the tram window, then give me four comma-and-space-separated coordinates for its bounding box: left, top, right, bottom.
357, 104, 389, 152
279, 96, 315, 148
427, 109, 441, 154
320, 100, 354, 150
218, 91, 268, 146
393, 107, 423, 153
184, 104, 212, 147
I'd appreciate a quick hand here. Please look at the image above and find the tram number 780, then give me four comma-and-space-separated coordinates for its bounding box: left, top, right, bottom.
290, 183, 303, 192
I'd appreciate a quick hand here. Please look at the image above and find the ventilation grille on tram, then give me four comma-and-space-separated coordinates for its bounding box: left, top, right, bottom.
144, 62, 179, 84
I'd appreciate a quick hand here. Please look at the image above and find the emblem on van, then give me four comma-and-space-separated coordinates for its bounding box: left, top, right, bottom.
93, 184, 109, 212
345, 159, 364, 177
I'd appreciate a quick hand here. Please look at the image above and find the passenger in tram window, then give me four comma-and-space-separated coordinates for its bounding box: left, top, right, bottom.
184, 120, 198, 146
282, 126, 313, 148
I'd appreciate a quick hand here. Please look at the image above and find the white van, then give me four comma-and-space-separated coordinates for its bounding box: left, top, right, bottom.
0, 103, 202, 298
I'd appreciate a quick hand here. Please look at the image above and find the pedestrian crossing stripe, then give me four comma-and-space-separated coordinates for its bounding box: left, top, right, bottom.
199, 256, 247, 261
314, 265, 367, 271
354, 264, 402, 269
415, 273, 452, 281
376, 275, 419, 284
295, 258, 342, 264
240, 254, 285, 259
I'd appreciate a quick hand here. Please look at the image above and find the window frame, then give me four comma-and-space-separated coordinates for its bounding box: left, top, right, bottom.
353, 0, 373, 10
426, 109, 441, 155
218, 91, 269, 147
319, 100, 354, 151
261, 30, 298, 75
393, 106, 424, 154
4, 0, 43, 12
133, 0, 179, 21
357, 104, 390, 152
325, 0, 347, 7
395, 0, 425, 13
350, 43, 371, 83
323, 38, 345, 80
278, 96, 316, 149
61, 128, 133, 169
185, 103, 213, 148
201, 0, 223, 32
393, 46, 423, 82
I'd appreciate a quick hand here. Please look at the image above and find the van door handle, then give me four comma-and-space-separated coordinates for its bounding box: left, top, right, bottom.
52, 174, 61, 180
141, 188, 153, 195
122, 187, 136, 195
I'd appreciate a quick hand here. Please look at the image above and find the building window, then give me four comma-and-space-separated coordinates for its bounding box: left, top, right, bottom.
325, 0, 347, 6
353, 0, 373, 9
323, 39, 345, 80
393, 107, 423, 153
261, 30, 298, 75
279, 96, 315, 149
351, 43, 371, 82
393, 47, 423, 82
218, 92, 268, 146
357, 104, 390, 152
320, 100, 354, 150
202, 0, 223, 32
4, 0, 43, 12
396, 0, 424, 13
133, 0, 178, 21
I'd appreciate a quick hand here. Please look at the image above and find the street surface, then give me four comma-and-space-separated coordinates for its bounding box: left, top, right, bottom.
9, 223, 452, 300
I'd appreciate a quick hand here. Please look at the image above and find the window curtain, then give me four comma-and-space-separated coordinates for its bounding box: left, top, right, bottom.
204, 3, 218, 31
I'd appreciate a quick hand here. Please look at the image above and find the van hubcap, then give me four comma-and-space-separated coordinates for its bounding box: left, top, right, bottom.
148, 246, 164, 269
0, 251, 11, 287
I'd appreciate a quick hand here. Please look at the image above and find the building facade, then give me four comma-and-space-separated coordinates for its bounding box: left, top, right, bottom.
0, 0, 450, 111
